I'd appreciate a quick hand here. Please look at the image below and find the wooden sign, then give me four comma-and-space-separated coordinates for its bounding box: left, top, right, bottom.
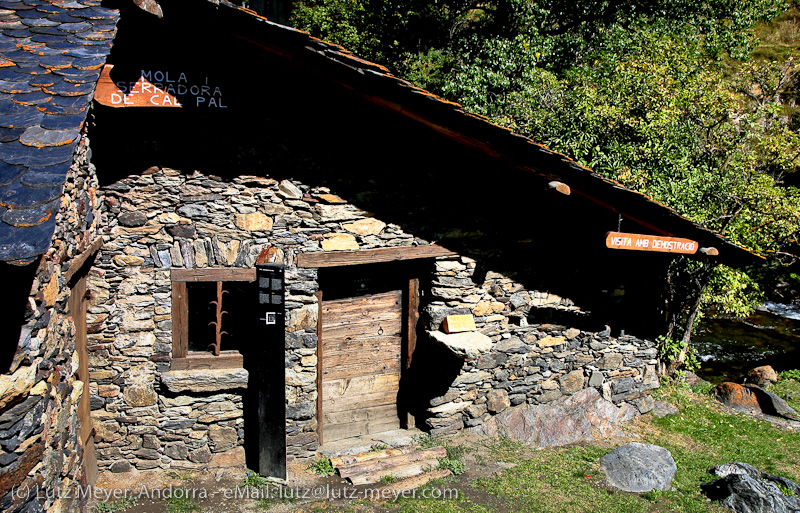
605, 231, 698, 254
443, 314, 476, 334
94, 65, 227, 109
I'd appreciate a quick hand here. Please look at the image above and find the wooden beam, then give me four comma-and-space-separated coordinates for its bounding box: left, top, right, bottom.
171, 281, 188, 359
170, 268, 256, 282
296, 245, 457, 268
403, 278, 419, 430
64, 236, 103, 283
169, 352, 244, 370
548, 181, 571, 195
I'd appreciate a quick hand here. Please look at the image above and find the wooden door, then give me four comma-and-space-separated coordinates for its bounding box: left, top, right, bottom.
320, 290, 403, 443
70, 275, 98, 486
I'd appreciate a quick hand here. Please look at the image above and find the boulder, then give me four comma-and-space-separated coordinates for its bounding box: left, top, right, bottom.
711, 382, 762, 415
742, 366, 779, 387
651, 400, 679, 418
429, 331, 492, 359
743, 385, 800, 421
470, 387, 637, 447
702, 462, 800, 513
600, 442, 677, 493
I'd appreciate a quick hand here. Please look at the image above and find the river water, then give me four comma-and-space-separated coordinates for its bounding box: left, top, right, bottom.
693, 302, 800, 384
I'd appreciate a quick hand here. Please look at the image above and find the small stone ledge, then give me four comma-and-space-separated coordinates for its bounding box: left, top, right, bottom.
428, 331, 492, 359
161, 368, 249, 393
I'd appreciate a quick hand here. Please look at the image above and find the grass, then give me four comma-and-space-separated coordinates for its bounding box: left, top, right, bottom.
93, 497, 137, 513
164, 492, 201, 513
770, 372, 800, 414
391, 378, 800, 513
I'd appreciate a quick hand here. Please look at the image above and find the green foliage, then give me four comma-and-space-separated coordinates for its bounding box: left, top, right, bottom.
380, 474, 399, 483
780, 369, 800, 381
369, 443, 389, 452
657, 335, 700, 373
93, 497, 137, 513
165, 491, 201, 513
242, 471, 270, 488
437, 457, 466, 475
306, 457, 335, 476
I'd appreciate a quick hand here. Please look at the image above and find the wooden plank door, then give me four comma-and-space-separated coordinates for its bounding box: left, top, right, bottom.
320, 290, 403, 443
70, 275, 98, 486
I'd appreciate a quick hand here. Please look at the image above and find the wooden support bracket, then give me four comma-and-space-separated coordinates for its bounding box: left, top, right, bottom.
548, 181, 571, 195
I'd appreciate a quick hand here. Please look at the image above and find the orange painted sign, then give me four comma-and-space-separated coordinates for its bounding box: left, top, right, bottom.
605, 231, 698, 254
94, 65, 227, 109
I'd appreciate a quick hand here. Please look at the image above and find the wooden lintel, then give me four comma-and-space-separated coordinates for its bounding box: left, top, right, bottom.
170, 268, 256, 282
64, 236, 103, 283
548, 181, 571, 195
296, 245, 457, 268
699, 247, 720, 256
315, 290, 324, 446
169, 351, 243, 370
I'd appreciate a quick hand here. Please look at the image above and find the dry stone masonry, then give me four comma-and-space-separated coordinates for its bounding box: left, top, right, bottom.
85, 165, 659, 471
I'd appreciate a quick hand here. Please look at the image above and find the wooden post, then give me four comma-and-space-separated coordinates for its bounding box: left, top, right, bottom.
315, 290, 324, 446
699, 247, 719, 256
402, 278, 419, 430
171, 282, 188, 359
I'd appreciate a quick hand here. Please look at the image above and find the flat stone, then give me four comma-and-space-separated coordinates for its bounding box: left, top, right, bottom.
321, 233, 358, 251
177, 204, 208, 219
278, 180, 303, 199
601, 443, 676, 492
112, 255, 144, 267
124, 384, 157, 407
210, 446, 246, 468
495, 337, 528, 354
565, 328, 581, 339
598, 353, 624, 370
473, 301, 504, 317
343, 217, 386, 235
110, 461, 132, 473
208, 424, 238, 452
165, 441, 188, 460
234, 212, 272, 231
560, 370, 585, 394
712, 382, 762, 415
161, 368, 249, 393
651, 400, 679, 418
316, 193, 347, 204
429, 331, 492, 359
538, 336, 565, 347
188, 445, 213, 464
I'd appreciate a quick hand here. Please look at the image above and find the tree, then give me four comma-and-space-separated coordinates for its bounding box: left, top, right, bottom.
291, 1, 800, 373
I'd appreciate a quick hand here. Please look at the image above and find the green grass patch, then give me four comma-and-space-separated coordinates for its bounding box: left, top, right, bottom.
306, 457, 335, 477
771, 373, 800, 414
164, 491, 201, 513
93, 497, 137, 513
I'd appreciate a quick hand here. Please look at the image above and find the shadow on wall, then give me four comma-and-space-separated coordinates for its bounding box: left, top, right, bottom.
1, 260, 40, 374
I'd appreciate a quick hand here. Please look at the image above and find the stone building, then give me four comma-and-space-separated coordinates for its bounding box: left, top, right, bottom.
0, 0, 759, 511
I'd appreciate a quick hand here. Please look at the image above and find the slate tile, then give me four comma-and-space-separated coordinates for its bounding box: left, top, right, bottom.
0, 161, 26, 185
28, 74, 57, 87
38, 102, 85, 115
22, 44, 66, 56
40, 112, 83, 129
42, 40, 76, 51
20, 17, 57, 26
72, 29, 114, 41
19, 162, 69, 187
1, 197, 59, 226
0, 2, 34, 9
0, 69, 27, 82
44, 12, 81, 23
0, 216, 56, 262
0, 140, 73, 167
3, 28, 32, 37
9, 90, 51, 104
0, 177, 64, 207
55, 2, 89, 9
0, 80, 37, 94
3, 49, 40, 62
34, 4, 63, 13
48, 93, 88, 107
44, 80, 93, 96
39, 54, 73, 69
81, 8, 118, 20
62, 72, 99, 84
0, 99, 28, 115
0, 126, 24, 142
15, 9, 48, 19
0, 20, 25, 30
28, 26, 63, 35
20, 125, 79, 147
52, 66, 97, 78
29, 34, 63, 44
66, 46, 108, 58
13, 63, 51, 74
57, 21, 90, 33
71, 56, 103, 70
0, 107, 42, 128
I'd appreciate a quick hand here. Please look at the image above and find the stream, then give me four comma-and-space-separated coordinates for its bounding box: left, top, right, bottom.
693, 302, 800, 384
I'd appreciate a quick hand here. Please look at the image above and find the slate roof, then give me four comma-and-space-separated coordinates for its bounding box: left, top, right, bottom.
0, 0, 118, 265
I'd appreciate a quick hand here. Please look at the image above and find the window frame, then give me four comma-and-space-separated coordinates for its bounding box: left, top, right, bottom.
170, 268, 256, 370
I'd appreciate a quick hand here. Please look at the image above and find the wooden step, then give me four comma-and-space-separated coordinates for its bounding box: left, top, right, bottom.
331, 445, 447, 485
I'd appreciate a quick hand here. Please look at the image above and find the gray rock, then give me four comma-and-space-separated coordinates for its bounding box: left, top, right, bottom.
651, 400, 679, 418
495, 337, 528, 354
588, 370, 604, 388
286, 401, 315, 420
165, 442, 188, 460
486, 389, 510, 413
702, 466, 800, 513
167, 224, 196, 239
177, 204, 208, 219
600, 442, 676, 492
189, 446, 213, 464
278, 180, 303, 199
428, 331, 492, 359
118, 211, 148, 227
110, 461, 132, 473
743, 385, 800, 421
161, 368, 249, 393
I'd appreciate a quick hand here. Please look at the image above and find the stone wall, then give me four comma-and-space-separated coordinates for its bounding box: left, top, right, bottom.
0, 135, 103, 513
88, 166, 658, 471
422, 255, 658, 434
